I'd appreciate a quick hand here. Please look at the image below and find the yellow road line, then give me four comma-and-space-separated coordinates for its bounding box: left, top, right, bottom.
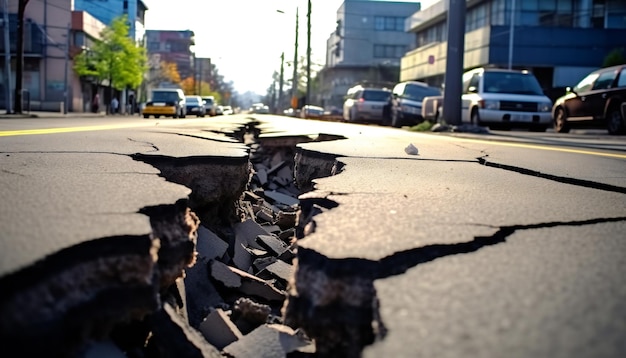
443, 135, 626, 159
0, 122, 156, 137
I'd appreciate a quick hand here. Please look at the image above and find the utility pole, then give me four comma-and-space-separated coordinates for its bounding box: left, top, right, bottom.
291, 7, 299, 109
3, 0, 12, 113
278, 52, 284, 113
63, 22, 69, 114
306, 0, 311, 106
441, 0, 466, 125
14, 0, 30, 114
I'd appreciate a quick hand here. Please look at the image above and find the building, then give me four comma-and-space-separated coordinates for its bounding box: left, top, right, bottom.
317, 0, 421, 109
73, 0, 148, 43
71, 10, 108, 113
401, 0, 626, 100
1, 0, 71, 112
145, 29, 195, 87
1, 0, 148, 113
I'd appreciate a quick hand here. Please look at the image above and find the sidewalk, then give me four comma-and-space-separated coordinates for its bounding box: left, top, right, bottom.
0, 111, 133, 119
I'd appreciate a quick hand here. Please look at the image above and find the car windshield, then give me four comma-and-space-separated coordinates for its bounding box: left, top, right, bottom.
362, 90, 390, 101
152, 91, 180, 102
483, 72, 544, 95
404, 84, 441, 101
203, 98, 214, 105
186, 97, 199, 104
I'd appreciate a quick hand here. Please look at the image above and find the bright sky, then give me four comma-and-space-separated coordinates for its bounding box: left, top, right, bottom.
143, 0, 435, 95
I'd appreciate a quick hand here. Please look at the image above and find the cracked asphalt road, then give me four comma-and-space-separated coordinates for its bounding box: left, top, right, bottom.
1, 114, 625, 357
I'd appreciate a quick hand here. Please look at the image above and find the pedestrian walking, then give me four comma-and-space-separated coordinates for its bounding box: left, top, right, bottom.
92, 93, 100, 113
110, 97, 119, 115
128, 93, 135, 115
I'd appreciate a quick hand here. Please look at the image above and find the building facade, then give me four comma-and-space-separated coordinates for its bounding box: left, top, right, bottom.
401, 0, 626, 100
1, 0, 148, 112
73, 0, 147, 43
317, 0, 421, 109
145, 29, 195, 86
1, 0, 72, 111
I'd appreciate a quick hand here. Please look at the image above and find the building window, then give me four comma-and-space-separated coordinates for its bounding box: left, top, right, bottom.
374, 16, 405, 31
123, 0, 128, 10
148, 42, 160, 51
607, 0, 626, 28
467, 2, 488, 31
416, 22, 446, 48
374, 44, 407, 58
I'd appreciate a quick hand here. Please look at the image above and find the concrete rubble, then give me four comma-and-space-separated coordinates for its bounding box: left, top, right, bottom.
0, 125, 316, 358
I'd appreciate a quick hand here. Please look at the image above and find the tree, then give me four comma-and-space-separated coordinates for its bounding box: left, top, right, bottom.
13, 0, 30, 113
180, 76, 195, 94
74, 15, 147, 109
603, 48, 625, 68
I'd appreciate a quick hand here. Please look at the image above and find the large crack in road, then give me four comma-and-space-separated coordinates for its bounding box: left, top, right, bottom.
1, 119, 624, 357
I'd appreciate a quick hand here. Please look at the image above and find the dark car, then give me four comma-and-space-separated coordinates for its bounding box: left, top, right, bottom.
552, 64, 626, 135
185, 95, 206, 117
387, 81, 442, 127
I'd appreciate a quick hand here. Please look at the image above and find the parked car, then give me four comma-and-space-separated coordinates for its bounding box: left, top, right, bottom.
142, 88, 186, 119
249, 103, 270, 114
184, 95, 206, 117
202, 96, 216, 116
301, 105, 325, 119
460, 67, 553, 131
552, 64, 626, 135
387, 81, 442, 127
221, 105, 234, 115
343, 85, 391, 123
215, 105, 224, 115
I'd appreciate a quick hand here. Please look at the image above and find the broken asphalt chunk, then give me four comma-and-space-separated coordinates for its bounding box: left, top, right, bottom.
209, 260, 285, 302
148, 303, 223, 357
263, 190, 300, 207
256, 234, 290, 256
222, 324, 315, 358
0, 235, 160, 357
199, 308, 243, 350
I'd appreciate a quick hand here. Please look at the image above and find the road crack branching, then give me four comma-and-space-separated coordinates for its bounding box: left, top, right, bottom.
477, 157, 626, 194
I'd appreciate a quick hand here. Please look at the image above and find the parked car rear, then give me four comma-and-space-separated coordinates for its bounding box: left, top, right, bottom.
343, 86, 391, 123
388, 81, 442, 127
301, 105, 325, 119
143, 88, 186, 119
552, 64, 626, 135
185, 95, 205, 117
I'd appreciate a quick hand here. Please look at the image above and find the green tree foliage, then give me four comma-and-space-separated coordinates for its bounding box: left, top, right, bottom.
603, 48, 626, 67
73, 15, 147, 90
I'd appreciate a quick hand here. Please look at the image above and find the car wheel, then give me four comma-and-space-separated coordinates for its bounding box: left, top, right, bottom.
391, 110, 401, 128
155, 115, 161, 119
180, 109, 186, 119
606, 105, 625, 135
143, 114, 149, 119
554, 107, 570, 133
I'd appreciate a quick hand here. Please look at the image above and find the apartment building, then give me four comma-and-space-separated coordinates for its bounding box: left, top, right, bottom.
1, 0, 72, 111
317, 0, 421, 109
401, 0, 626, 99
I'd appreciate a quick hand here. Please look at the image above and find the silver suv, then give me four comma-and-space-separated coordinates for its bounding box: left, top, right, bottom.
461, 67, 553, 131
